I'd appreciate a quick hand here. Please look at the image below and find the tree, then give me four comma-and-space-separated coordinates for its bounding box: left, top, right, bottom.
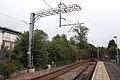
108, 39, 117, 48
48, 34, 79, 66
70, 25, 89, 59
108, 47, 116, 59
72, 25, 89, 50
73, 25, 89, 44
98, 47, 107, 60
14, 29, 49, 69
14, 31, 29, 67
87, 44, 97, 58
107, 39, 117, 60
32, 29, 49, 69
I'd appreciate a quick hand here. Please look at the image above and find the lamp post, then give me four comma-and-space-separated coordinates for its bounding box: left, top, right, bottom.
113, 36, 119, 64
97, 45, 99, 59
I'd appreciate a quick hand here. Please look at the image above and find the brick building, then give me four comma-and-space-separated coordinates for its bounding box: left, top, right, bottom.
0, 26, 21, 49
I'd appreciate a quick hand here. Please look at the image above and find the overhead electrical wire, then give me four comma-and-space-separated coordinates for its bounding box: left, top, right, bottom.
61, 0, 80, 33
0, 13, 28, 25
43, 0, 53, 8
72, 13, 79, 22
42, 0, 78, 24
61, 0, 79, 22
42, 0, 79, 30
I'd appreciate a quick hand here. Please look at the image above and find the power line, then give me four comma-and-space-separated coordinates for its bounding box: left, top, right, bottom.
60, 0, 79, 22
42, 0, 79, 29
43, 0, 52, 8
72, 13, 79, 22
0, 13, 28, 25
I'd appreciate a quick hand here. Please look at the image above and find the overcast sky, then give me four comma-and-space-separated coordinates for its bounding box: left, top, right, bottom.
0, 0, 120, 47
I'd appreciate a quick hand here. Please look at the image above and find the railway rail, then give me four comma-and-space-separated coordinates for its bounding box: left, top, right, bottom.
31, 59, 97, 80
13, 59, 97, 80
74, 63, 96, 80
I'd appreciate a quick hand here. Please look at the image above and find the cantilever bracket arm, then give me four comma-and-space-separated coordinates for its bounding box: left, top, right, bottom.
34, 3, 81, 22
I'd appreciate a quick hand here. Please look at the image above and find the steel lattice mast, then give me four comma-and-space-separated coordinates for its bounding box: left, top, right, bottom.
27, 3, 82, 68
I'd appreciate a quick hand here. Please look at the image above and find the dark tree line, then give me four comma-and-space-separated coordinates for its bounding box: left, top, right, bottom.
12, 25, 98, 69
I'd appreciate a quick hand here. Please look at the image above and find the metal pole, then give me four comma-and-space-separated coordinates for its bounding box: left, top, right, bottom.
59, 2, 62, 28
97, 46, 99, 59
116, 37, 119, 64
27, 13, 35, 68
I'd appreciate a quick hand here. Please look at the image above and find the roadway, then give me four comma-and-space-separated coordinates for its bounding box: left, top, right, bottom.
104, 61, 120, 80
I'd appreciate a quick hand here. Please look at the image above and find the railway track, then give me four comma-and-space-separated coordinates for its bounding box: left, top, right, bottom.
31, 59, 97, 80
74, 63, 96, 80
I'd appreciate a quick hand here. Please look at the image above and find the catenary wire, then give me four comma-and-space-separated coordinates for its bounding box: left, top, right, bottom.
61, 0, 79, 22
0, 13, 28, 25
43, 0, 53, 8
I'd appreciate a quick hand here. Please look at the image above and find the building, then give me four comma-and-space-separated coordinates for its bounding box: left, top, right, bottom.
0, 26, 21, 49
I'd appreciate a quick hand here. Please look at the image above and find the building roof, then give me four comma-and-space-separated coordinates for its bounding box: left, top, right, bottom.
0, 26, 21, 35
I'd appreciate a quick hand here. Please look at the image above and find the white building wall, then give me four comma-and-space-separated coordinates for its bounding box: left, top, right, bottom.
3, 32, 11, 41
3, 32, 17, 42
2, 32, 18, 49
11, 34, 17, 42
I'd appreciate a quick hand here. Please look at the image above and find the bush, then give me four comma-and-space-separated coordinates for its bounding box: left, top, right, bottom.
0, 61, 23, 79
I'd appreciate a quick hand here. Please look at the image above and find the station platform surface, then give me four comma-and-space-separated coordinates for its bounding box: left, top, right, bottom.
92, 61, 110, 80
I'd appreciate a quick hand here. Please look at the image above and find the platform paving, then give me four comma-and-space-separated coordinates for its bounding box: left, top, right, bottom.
92, 61, 110, 80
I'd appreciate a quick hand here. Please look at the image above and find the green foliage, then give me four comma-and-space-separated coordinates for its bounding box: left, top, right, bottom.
108, 39, 117, 48
14, 29, 49, 69
32, 29, 49, 69
70, 25, 90, 59
73, 25, 89, 43
108, 47, 116, 59
47, 34, 79, 66
98, 47, 107, 60
0, 61, 23, 79
87, 44, 97, 58
14, 31, 29, 67
13, 27, 102, 69
107, 39, 117, 59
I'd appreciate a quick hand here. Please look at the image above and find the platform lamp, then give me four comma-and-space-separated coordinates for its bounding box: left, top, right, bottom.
113, 36, 119, 64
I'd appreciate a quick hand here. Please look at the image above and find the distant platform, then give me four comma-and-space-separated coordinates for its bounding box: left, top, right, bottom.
104, 61, 120, 80
92, 61, 110, 80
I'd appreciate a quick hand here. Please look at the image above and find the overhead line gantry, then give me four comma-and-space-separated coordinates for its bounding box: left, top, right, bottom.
27, 2, 82, 69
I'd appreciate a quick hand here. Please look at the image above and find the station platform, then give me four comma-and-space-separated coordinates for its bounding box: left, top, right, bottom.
92, 61, 110, 80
